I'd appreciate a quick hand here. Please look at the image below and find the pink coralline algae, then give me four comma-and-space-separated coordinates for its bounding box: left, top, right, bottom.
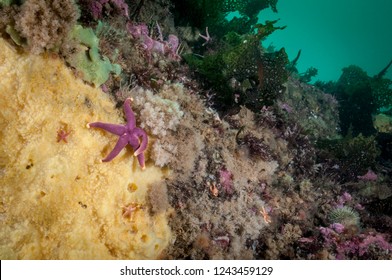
219, 167, 234, 195
330, 223, 345, 233
357, 170, 378, 181
336, 192, 352, 207
127, 22, 181, 61
278, 102, 293, 113
87, 98, 148, 169
358, 233, 392, 256
88, 0, 129, 20
320, 223, 392, 259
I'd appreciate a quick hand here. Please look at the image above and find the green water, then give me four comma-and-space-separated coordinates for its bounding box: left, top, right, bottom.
258, 0, 392, 82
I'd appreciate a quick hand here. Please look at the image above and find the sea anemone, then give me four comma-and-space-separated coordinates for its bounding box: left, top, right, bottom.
329, 206, 361, 229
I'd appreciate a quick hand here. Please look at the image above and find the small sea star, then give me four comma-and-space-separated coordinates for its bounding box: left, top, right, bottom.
260, 206, 272, 224
57, 129, 71, 143
122, 203, 142, 219
87, 98, 148, 169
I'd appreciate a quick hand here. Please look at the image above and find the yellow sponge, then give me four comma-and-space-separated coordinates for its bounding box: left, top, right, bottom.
0, 38, 171, 259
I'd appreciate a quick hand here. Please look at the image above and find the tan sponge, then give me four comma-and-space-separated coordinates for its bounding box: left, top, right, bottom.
0, 38, 171, 259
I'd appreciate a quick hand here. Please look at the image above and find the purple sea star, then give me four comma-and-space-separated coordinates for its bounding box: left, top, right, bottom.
87, 98, 148, 169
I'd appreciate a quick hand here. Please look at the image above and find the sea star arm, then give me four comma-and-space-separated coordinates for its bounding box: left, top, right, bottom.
199, 27, 211, 46
124, 98, 136, 129
87, 122, 126, 136
102, 134, 129, 162
132, 127, 148, 156
136, 153, 145, 170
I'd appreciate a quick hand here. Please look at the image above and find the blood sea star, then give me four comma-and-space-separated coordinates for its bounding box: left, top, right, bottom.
87, 98, 148, 169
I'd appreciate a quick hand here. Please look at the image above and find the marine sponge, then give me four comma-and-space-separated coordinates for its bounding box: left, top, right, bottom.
14, 0, 80, 54
0, 38, 171, 259
130, 85, 185, 167
132, 85, 184, 137
66, 24, 121, 87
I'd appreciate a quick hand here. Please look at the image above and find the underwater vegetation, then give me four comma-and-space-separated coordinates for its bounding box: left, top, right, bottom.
316, 134, 381, 182
0, 0, 392, 260
314, 61, 392, 136
184, 20, 288, 111
171, 0, 278, 37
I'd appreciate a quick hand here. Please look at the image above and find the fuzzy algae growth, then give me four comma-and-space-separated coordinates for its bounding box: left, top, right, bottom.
0, 38, 171, 259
